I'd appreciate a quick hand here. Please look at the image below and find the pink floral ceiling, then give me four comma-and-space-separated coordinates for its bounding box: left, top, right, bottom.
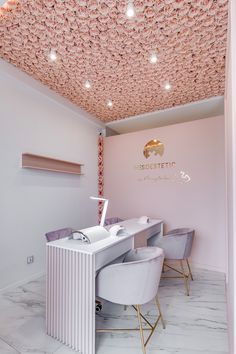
0, 0, 228, 122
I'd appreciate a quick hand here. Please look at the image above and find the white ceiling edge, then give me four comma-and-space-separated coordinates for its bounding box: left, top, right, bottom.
106, 96, 224, 135
0, 1, 6, 5
0, 59, 105, 129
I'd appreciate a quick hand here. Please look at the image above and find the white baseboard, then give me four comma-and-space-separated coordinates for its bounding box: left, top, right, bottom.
0, 271, 46, 293
191, 261, 226, 274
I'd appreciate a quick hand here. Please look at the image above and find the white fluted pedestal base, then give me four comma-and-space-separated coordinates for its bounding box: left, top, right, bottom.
46, 247, 95, 353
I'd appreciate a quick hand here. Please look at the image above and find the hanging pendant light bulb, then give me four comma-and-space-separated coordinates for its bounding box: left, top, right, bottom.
126, 1, 135, 19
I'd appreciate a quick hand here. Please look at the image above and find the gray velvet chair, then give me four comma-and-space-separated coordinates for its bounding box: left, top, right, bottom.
96, 247, 165, 354
148, 228, 195, 296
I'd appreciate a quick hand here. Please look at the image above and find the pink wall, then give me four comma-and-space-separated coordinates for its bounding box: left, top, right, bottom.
225, 0, 236, 352
104, 116, 226, 272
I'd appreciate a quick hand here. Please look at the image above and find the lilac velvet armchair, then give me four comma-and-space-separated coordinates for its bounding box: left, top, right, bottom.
45, 227, 73, 242
148, 228, 195, 296
104, 217, 124, 226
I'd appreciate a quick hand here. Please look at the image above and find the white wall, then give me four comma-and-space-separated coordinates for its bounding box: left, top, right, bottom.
225, 0, 236, 352
104, 116, 226, 273
0, 61, 103, 289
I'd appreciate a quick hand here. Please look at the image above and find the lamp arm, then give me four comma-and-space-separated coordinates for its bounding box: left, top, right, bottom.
90, 196, 109, 227
100, 199, 108, 227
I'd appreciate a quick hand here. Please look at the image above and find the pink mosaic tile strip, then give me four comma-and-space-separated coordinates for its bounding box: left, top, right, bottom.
98, 135, 104, 222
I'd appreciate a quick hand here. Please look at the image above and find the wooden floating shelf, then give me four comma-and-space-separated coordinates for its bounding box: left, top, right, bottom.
22, 153, 83, 175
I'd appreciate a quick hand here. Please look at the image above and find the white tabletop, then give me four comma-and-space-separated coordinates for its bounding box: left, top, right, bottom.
47, 218, 163, 255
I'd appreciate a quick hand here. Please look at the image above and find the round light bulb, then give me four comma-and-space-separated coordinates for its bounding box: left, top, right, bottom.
49, 49, 57, 62
164, 82, 171, 91
126, 2, 135, 19
150, 52, 158, 64
107, 100, 113, 108
84, 80, 91, 90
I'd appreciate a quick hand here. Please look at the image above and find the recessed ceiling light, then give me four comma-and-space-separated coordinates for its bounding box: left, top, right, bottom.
164, 82, 171, 91
107, 100, 113, 108
126, 1, 135, 19
150, 52, 158, 64
84, 80, 91, 90
49, 49, 57, 62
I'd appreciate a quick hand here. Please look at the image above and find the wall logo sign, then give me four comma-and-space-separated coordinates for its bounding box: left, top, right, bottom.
135, 138, 175, 170
134, 138, 190, 183
143, 139, 164, 159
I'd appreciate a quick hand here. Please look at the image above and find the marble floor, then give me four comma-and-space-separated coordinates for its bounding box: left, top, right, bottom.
0, 268, 228, 354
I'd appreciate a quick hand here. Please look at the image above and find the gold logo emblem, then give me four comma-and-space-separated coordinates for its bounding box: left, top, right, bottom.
143, 139, 164, 159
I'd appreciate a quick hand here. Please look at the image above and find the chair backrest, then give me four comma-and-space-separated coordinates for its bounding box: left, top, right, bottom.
166, 228, 194, 236
165, 228, 195, 259
104, 217, 124, 226
96, 247, 164, 306
45, 227, 73, 242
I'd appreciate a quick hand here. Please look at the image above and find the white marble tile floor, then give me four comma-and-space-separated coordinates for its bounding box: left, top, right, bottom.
0, 268, 228, 354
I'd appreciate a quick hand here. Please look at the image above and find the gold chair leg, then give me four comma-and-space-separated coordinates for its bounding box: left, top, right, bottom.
156, 297, 165, 329
186, 259, 193, 281
144, 314, 160, 347
143, 296, 166, 346
132, 306, 153, 328
137, 304, 146, 354
97, 303, 164, 352
163, 262, 184, 277
180, 260, 189, 296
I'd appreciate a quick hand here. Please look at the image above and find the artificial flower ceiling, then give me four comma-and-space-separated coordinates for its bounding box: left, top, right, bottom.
0, 0, 228, 122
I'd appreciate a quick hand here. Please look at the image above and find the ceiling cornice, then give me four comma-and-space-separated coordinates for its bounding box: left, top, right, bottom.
106, 96, 224, 134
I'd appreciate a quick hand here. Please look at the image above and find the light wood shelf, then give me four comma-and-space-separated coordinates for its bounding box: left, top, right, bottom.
22, 153, 83, 175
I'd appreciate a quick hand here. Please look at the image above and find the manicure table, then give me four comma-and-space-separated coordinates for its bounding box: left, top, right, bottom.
46, 218, 163, 353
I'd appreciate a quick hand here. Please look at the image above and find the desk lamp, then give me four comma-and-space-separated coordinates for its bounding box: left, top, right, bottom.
90, 196, 109, 227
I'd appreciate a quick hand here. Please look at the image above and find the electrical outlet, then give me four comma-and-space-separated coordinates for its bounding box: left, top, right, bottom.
27, 256, 34, 264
